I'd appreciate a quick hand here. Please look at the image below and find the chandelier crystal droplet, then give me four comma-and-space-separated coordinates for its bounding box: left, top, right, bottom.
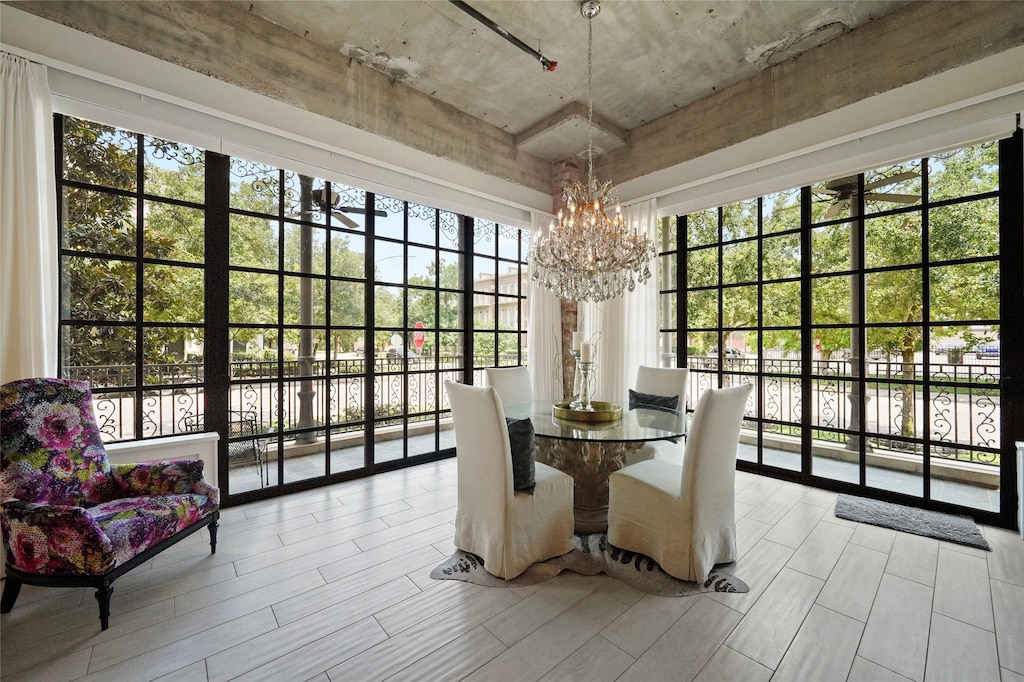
529, 0, 655, 303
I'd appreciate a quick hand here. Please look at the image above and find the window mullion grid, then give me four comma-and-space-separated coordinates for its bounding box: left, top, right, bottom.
275, 168, 286, 486
364, 192, 376, 469
921, 158, 932, 501
799, 186, 814, 477
678, 215, 686, 372
461, 216, 474, 386
855, 173, 867, 486
717, 206, 724, 387
134, 131, 145, 440
756, 197, 764, 464
997, 129, 1023, 527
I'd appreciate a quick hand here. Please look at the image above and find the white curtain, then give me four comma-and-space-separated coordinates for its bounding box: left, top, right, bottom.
1, 52, 58, 384
527, 211, 564, 401
621, 198, 660, 375
578, 199, 659, 405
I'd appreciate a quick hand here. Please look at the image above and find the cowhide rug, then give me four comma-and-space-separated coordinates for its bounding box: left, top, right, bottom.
430, 533, 748, 596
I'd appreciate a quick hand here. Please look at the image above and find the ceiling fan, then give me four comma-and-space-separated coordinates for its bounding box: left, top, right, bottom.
819, 171, 919, 219
288, 187, 387, 228
313, 187, 390, 228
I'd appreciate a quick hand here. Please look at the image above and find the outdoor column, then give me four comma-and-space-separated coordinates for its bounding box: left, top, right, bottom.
296, 175, 316, 444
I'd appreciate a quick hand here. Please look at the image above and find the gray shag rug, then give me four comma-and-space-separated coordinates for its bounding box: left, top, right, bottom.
834, 494, 990, 550
430, 533, 748, 596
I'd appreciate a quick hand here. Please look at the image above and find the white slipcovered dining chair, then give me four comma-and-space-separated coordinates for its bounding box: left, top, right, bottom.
484, 365, 533, 405
444, 380, 574, 579
608, 383, 752, 583
633, 365, 689, 464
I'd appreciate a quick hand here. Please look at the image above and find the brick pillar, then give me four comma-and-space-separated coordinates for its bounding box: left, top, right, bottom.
551, 156, 584, 399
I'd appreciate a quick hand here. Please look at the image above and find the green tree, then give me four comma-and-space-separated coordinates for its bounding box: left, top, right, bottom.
62, 119, 209, 374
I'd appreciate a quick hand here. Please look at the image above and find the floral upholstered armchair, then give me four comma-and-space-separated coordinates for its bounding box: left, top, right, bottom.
0, 378, 220, 630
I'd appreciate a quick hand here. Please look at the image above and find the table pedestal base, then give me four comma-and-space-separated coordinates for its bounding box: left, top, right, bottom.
536, 439, 651, 533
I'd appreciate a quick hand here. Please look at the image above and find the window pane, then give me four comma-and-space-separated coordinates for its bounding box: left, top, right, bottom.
867, 269, 921, 324
331, 281, 365, 328
763, 190, 800, 234
63, 118, 137, 190
687, 289, 718, 329
811, 222, 851, 274
929, 142, 998, 202
408, 203, 436, 246
812, 275, 851, 325
929, 198, 999, 262
762, 233, 801, 280
763, 281, 800, 327
143, 264, 204, 323
230, 159, 279, 212
687, 247, 718, 288
722, 241, 756, 285
64, 256, 136, 321
229, 271, 278, 324
329, 231, 365, 278
930, 262, 998, 322
374, 240, 404, 283
283, 224, 326, 275
230, 215, 278, 269
722, 200, 757, 241
63, 188, 137, 256
144, 202, 204, 263
865, 213, 921, 268
687, 209, 718, 247
864, 161, 922, 214
144, 137, 204, 199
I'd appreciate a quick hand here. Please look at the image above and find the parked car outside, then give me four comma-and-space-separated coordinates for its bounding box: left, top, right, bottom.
710, 346, 743, 358
386, 347, 419, 364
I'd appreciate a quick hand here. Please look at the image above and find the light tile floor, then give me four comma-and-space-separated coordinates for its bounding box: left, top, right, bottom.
2, 459, 1021, 681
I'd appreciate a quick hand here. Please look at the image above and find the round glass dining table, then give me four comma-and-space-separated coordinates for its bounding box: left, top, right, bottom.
503, 401, 687, 532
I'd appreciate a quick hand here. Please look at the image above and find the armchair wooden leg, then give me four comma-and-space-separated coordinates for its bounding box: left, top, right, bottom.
1, 576, 23, 613
208, 515, 220, 554
95, 584, 113, 631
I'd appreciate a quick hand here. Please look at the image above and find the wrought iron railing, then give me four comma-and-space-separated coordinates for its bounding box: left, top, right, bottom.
65, 355, 518, 443
687, 356, 1000, 466
67, 355, 1001, 467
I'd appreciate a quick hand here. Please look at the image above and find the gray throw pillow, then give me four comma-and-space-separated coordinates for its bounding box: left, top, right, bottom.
505, 417, 536, 494
628, 389, 679, 413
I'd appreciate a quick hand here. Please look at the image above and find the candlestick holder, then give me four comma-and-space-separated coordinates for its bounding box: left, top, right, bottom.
578, 361, 595, 411
569, 349, 583, 409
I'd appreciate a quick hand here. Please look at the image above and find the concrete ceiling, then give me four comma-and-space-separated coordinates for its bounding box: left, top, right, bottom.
234, 0, 909, 161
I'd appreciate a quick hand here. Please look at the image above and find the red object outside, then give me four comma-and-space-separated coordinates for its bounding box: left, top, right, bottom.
413, 321, 426, 352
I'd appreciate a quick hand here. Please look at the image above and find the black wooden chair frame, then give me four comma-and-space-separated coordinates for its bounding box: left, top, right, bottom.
1, 511, 219, 630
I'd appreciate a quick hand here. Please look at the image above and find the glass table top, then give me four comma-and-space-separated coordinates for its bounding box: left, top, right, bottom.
502, 400, 686, 443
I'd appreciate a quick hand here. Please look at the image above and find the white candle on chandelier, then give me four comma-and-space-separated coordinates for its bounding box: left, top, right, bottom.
572, 331, 582, 351
580, 341, 594, 363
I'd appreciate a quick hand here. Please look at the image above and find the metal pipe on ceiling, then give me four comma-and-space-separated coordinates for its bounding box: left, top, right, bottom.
449, 0, 557, 72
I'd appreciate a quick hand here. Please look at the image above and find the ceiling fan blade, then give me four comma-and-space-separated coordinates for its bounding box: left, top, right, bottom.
823, 201, 847, 219
864, 171, 919, 191
337, 207, 388, 218
864, 192, 919, 203
331, 211, 360, 228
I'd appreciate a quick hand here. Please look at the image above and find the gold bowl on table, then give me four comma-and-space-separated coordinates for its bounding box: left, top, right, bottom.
552, 400, 622, 422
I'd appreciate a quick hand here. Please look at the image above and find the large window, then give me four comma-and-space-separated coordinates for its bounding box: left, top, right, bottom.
57, 115, 530, 502
472, 219, 529, 381
58, 117, 207, 441
664, 133, 1022, 528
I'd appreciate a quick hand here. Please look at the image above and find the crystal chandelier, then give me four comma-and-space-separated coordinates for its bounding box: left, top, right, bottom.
530, 0, 655, 303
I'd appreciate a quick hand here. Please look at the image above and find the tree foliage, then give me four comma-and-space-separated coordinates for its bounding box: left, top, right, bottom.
683, 141, 1001, 437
